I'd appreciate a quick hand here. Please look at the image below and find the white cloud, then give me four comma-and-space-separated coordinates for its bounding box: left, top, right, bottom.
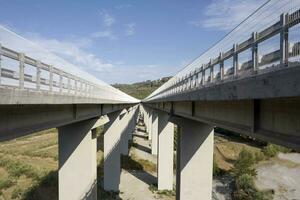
30, 35, 114, 73
100, 11, 115, 27
125, 23, 136, 36
189, 0, 264, 31
91, 30, 118, 40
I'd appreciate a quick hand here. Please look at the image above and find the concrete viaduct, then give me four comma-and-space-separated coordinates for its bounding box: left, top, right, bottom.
0, 0, 300, 199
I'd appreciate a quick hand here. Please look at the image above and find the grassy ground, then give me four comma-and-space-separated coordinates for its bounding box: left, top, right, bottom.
0, 128, 107, 200
214, 133, 262, 172
0, 124, 293, 199
0, 129, 58, 200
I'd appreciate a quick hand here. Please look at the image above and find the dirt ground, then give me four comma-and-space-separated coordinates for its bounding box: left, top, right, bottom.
255, 153, 300, 200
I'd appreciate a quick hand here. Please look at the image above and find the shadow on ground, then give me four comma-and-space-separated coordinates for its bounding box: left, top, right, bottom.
22, 171, 58, 200
132, 142, 151, 153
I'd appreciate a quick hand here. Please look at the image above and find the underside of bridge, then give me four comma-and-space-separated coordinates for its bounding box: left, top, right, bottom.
0, 0, 300, 199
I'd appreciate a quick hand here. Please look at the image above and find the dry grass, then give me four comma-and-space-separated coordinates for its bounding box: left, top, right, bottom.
0, 129, 58, 200
214, 134, 261, 172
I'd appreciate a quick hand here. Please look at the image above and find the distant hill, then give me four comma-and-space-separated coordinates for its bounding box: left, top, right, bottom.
112, 76, 171, 100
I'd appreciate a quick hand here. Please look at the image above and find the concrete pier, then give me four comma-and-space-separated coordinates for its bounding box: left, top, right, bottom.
176, 118, 214, 200
58, 119, 98, 200
151, 111, 158, 155
148, 111, 152, 141
157, 111, 174, 190
104, 110, 123, 191
120, 110, 130, 156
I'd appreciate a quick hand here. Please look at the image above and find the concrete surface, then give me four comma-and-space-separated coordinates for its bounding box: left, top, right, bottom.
157, 111, 174, 190
175, 117, 214, 200
58, 119, 98, 200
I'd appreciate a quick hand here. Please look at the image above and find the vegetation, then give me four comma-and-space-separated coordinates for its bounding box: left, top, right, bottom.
262, 143, 291, 159
232, 149, 257, 178
213, 156, 225, 177
148, 183, 175, 197
233, 174, 273, 200
232, 149, 272, 200
0, 129, 58, 199
112, 76, 171, 99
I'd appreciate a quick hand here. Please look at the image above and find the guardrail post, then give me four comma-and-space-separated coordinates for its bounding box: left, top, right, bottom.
220, 53, 224, 80
201, 67, 205, 86
59, 70, 63, 94
209, 60, 213, 83
74, 79, 77, 95
19, 53, 25, 89
233, 44, 238, 76
252, 32, 258, 71
49, 65, 53, 92
67, 77, 71, 94
280, 13, 289, 66
36, 61, 41, 90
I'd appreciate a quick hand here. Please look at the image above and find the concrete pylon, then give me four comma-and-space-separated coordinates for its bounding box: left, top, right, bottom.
148, 110, 152, 140
157, 111, 174, 190
104, 110, 123, 191
120, 110, 130, 156
174, 117, 214, 200
58, 119, 98, 200
151, 111, 158, 155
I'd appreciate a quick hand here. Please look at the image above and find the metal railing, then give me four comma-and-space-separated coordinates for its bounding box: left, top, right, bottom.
145, 0, 300, 101
0, 44, 137, 103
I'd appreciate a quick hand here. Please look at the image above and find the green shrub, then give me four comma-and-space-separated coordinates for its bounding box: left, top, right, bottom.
0, 178, 15, 190
262, 144, 291, 159
232, 149, 256, 178
233, 174, 272, 200
0, 156, 40, 180
11, 187, 23, 199
254, 151, 265, 162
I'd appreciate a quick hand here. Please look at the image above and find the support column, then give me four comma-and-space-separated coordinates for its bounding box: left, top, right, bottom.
120, 110, 130, 155
58, 119, 98, 200
157, 111, 174, 190
148, 111, 152, 140
104, 110, 123, 191
175, 118, 214, 200
151, 111, 158, 155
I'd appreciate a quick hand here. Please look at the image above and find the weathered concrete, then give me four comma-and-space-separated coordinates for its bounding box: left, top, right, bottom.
120, 110, 131, 156
0, 103, 133, 142
146, 64, 300, 102
104, 110, 123, 191
148, 111, 153, 141
58, 119, 98, 200
173, 117, 214, 200
157, 111, 174, 190
151, 111, 158, 155
145, 97, 300, 150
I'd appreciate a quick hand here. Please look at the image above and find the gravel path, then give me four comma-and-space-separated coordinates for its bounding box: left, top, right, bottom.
119, 122, 174, 200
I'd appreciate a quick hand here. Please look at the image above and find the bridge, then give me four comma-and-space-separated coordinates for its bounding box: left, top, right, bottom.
0, 0, 300, 199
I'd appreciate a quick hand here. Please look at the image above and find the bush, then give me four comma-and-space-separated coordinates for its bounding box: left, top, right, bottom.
0, 156, 40, 180
262, 144, 291, 159
233, 174, 271, 200
254, 151, 265, 162
0, 178, 15, 190
11, 187, 23, 199
232, 149, 256, 178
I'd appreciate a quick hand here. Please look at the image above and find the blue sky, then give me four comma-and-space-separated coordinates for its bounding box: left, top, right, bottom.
0, 0, 265, 84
